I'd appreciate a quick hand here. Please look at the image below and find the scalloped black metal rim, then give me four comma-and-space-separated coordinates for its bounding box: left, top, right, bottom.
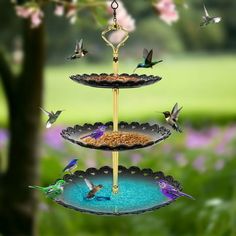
70, 73, 162, 89
61, 121, 171, 151
55, 165, 182, 216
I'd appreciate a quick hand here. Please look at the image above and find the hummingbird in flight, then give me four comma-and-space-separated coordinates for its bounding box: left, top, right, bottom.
80, 126, 106, 140
162, 103, 182, 132
158, 179, 195, 201
29, 179, 66, 200
63, 158, 78, 174
39, 107, 64, 128
67, 39, 88, 60
133, 49, 163, 73
200, 4, 221, 27
84, 178, 103, 199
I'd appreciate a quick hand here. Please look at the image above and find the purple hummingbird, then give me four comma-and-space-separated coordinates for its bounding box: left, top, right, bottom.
80, 126, 106, 140
63, 158, 78, 174
158, 179, 195, 200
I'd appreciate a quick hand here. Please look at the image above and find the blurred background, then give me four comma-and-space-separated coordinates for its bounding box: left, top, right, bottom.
0, 0, 236, 235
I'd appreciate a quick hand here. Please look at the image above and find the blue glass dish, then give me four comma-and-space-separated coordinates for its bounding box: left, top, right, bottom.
55, 166, 181, 215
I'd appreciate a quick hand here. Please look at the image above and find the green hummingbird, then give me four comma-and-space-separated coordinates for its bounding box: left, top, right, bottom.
39, 107, 64, 128
133, 49, 163, 73
29, 179, 66, 200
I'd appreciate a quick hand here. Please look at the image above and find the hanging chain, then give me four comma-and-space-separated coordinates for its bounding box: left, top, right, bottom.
111, 0, 119, 26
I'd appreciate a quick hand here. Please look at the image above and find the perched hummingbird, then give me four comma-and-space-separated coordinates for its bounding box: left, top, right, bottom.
67, 39, 88, 60
80, 126, 106, 140
200, 4, 221, 27
84, 178, 103, 199
63, 158, 78, 174
162, 103, 182, 132
39, 107, 64, 128
29, 179, 66, 200
158, 179, 195, 200
133, 49, 163, 73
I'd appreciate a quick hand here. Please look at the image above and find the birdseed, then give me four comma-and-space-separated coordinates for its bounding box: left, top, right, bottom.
81, 131, 152, 147
86, 75, 139, 83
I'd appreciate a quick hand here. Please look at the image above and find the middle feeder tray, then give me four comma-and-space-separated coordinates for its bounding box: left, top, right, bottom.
70, 73, 162, 89
61, 121, 171, 151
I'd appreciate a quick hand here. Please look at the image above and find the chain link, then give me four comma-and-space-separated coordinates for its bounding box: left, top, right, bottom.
111, 0, 119, 25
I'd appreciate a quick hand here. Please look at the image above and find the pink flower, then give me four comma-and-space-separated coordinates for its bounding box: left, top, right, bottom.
130, 153, 142, 164
175, 153, 188, 167
54, 4, 64, 17
192, 155, 206, 173
30, 9, 44, 28
15, 5, 44, 28
154, 0, 179, 25
15, 6, 34, 18
106, 1, 136, 44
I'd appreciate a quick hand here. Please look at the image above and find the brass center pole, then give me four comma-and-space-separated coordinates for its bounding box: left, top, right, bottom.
112, 51, 119, 194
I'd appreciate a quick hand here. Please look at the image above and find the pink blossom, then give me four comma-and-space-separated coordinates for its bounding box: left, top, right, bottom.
185, 127, 219, 149
192, 155, 206, 173
15, 5, 44, 28
15, 6, 34, 18
54, 5, 64, 17
154, 0, 179, 25
175, 153, 188, 167
30, 9, 44, 28
130, 153, 142, 165
107, 1, 136, 44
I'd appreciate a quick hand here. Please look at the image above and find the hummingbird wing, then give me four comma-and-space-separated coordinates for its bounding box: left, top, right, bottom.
75, 40, 80, 53
39, 107, 51, 116
84, 178, 94, 190
171, 103, 182, 121
143, 48, 149, 59
55, 110, 63, 117
79, 38, 83, 51
203, 4, 209, 17
145, 49, 153, 64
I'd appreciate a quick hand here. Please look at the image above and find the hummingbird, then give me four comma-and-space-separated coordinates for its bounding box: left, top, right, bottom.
84, 178, 103, 199
200, 4, 221, 27
67, 39, 88, 60
158, 179, 195, 200
29, 179, 66, 200
162, 103, 183, 132
63, 158, 78, 174
39, 107, 64, 128
80, 126, 106, 140
133, 49, 163, 73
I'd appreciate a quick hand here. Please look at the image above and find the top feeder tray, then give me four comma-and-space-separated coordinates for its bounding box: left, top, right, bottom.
55, 166, 182, 215
61, 121, 171, 151
70, 73, 162, 89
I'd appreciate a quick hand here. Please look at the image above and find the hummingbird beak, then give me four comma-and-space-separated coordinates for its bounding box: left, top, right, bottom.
133, 67, 137, 73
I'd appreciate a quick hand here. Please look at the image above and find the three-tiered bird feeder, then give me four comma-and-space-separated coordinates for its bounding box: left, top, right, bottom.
56, 0, 186, 215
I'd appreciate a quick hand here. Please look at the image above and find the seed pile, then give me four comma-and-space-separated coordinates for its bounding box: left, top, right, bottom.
86, 75, 139, 83
81, 131, 151, 147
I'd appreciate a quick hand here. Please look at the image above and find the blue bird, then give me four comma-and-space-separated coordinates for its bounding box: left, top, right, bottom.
133, 49, 163, 73
80, 126, 106, 140
63, 159, 78, 174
